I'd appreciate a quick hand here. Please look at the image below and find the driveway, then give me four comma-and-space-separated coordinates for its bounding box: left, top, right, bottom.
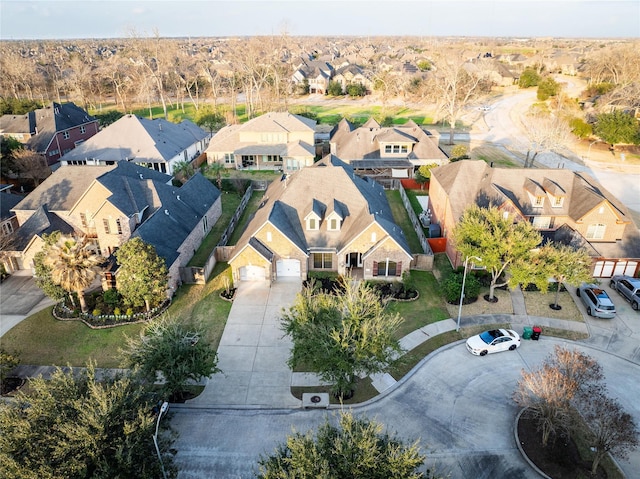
186, 279, 302, 408
0, 273, 54, 337
171, 337, 640, 478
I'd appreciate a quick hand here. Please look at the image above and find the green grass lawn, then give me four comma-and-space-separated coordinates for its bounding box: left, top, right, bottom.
385, 190, 423, 253
228, 190, 265, 245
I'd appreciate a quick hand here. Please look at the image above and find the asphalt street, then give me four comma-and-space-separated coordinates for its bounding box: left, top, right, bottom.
170, 337, 640, 479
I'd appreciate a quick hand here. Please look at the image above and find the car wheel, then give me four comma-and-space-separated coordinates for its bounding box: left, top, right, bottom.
587, 306, 592, 316
576, 288, 581, 297
509, 345, 517, 351
610, 280, 615, 288
479, 350, 488, 356
633, 302, 639, 311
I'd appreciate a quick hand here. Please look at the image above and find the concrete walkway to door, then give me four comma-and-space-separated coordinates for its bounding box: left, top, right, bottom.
187, 279, 302, 408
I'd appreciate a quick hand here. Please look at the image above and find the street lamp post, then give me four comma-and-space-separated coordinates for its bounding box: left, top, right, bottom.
153, 401, 169, 479
586, 140, 599, 162
456, 256, 482, 332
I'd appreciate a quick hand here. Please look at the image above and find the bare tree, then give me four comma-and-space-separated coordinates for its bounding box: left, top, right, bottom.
12, 149, 51, 186
578, 385, 639, 476
519, 108, 572, 168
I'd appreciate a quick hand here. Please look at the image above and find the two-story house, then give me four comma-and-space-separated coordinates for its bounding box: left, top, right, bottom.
429, 160, 640, 277
291, 58, 335, 94
229, 155, 412, 283
329, 118, 449, 181
0, 102, 99, 165
332, 63, 373, 93
58, 114, 209, 176
205, 112, 316, 172
10, 161, 222, 293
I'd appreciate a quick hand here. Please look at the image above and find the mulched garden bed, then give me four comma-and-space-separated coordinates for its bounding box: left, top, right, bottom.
303, 277, 418, 301
517, 410, 606, 478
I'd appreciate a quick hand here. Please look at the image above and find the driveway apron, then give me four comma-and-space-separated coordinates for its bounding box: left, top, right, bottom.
187, 279, 302, 408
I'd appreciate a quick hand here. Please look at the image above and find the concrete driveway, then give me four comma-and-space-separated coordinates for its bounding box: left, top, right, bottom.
0, 273, 54, 337
171, 337, 640, 478
186, 279, 302, 408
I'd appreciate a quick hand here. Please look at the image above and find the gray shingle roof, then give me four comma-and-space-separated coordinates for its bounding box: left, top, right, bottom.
1, 193, 22, 221
14, 204, 74, 250
60, 115, 207, 164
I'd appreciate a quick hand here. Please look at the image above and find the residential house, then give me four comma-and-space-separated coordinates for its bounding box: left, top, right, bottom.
291, 57, 335, 94
229, 155, 413, 282
0, 190, 23, 273
428, 160, 640, 277
9, 161, 222, 293
58, 114, 209, 176
0, 102, 99, 165
332, 63, 373, 93
205, 112, 316, 171
329, 118, 448, 181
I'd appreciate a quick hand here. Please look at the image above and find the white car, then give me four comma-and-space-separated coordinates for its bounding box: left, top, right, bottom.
466, 328, 521, 356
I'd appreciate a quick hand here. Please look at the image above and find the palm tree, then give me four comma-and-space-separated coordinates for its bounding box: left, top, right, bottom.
44, 235, 104, 312
204, 161, 225, 191
172, 160, 195, 183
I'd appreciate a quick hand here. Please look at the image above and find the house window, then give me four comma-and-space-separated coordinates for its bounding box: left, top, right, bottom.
80, 126, 86, 134
329, 218, 339, 231
532, 216, 551, 229
586, 223, 606, 240
49, 149, 59, 156
266, 231, 272, 242
63, 131, 70, 140
103, 218, 111, 234
116, 218, 123, 235
401, 145, 408, 153
377, 260, 398, 276
184, 151, 188, 161
371, 232, 377, 242
224, 153, 234, 164
552, 196, 564, 207
532, 196, 545, 207
80, 213, 88, 228
202, 215, 208, 233
313, 253, 332, 269
385, 145, 392, 153
307, 218, 318, 230
1, 222, 14, 235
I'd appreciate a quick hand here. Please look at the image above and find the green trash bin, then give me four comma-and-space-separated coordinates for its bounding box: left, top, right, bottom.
523, 326, 533, 340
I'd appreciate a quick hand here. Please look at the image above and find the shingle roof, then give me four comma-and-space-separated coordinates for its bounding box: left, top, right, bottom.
60, 115, 207, 164
231, 155, 411, 260
23, 102, 96, 153
1, 193, 22, 221
14, 204, 74, 250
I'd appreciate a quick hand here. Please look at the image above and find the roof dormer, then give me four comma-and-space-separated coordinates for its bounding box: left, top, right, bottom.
326, 211, 342, 231
524, 178, 546, 208
304, 198, 326, 231
542, 177, 566, 208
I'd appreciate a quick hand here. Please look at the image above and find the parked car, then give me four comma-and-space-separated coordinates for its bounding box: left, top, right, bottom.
576, 283, 616, 318
466, 328, 521, 356
477, 105, 491, 112
609, 275, 640, 310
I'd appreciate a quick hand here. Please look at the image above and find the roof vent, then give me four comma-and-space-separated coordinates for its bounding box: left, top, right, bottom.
139, 174, 143, 179
177, 195, 181, 201
164, 209, 170, 215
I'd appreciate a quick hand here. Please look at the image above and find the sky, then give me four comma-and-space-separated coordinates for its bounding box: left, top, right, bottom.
1, 0, 639, 40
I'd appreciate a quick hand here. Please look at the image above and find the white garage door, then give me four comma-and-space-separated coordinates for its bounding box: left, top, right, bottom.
239, 265, 266, 281
276, 259, 300, 277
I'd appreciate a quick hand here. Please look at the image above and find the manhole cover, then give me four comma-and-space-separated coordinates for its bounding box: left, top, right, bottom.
310, 395, 322, 403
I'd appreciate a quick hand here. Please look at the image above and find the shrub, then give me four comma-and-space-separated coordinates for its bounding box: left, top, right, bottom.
103, 289, 121, 307
537, 77, 560, 101
92, 309, 101, 317
114, 307, 121, 316
442, 270, 481, 304
519, 68, 541, 88
126, 308, 134, 316
450, 144, 469, 161
327, 81, 343, 96
569, 118, 592, 139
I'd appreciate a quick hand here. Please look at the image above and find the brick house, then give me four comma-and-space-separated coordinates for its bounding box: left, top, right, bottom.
229, 155, 412, 282
9, 162, 221, 293
429, 160, 640, 277
0, 102, 99, 165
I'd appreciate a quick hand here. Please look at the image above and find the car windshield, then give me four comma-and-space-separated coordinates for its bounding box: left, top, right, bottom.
480, 330, 502, 344
601, 304, 615, 311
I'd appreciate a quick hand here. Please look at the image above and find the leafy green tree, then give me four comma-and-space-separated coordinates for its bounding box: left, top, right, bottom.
257, 411, 426, 479
0, 136, 21, 177
0, 348, 19, 391
195, 106, 226, 135
346, 83, 366, 97
115, 237, 168, 312
569, 117, 592, 139
449, 144, 469, 161
518, 68, 541, 88
93, 110, 124, 127
414, 169, 429, 190
451, 205, 542, 300
327, 80, 343, 96
172, 159, 195, 182
281, 278, 403, 399
442, 269, 481, 304
593, 110, 640, 146
43, 234, 103, 312
0, 98, 41, 115
121, 315, 219, 401
0, 363, 175, 479
532, 244, 592, 309
537, 77, 560, 101
416, 59, 432, 71
33, 232, 66, 302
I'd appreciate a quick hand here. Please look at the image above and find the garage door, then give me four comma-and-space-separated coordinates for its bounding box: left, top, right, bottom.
276, 259, 300, 277
239, 265, 266, 281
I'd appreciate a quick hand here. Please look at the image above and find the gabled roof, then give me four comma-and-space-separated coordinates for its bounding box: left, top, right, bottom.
330, 118, 447, 162
431, 160, 634, 224
132, 172, 220, 267
1, 193, 22, 221
60, 115, 207, 164
14, 204, 74, 250
231, 155, 411, 260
